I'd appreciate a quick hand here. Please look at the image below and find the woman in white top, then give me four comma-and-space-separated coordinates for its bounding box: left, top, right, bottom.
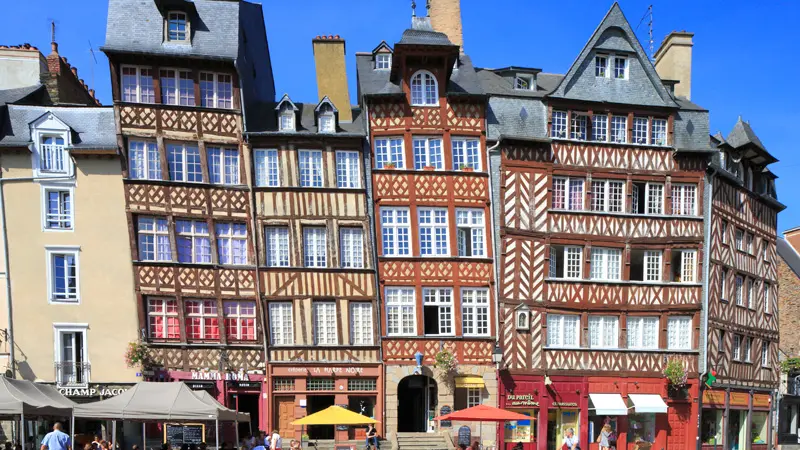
563, 428, 579, 450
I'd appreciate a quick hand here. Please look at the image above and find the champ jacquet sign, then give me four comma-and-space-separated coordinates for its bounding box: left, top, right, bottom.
58, 386, 128, 397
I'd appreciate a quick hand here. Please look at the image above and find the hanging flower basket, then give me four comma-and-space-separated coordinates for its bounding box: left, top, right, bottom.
663, 358, 687, 386
433, 348, 459, 377
124, 340, 150, 369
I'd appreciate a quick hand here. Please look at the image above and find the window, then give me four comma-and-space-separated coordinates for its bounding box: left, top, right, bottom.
160, 69, 194, 106
632, 182, 663, 215
454, 386, 482, 410
743, 337, 752, 362
747, 279, 754, 309
735, 229, 744, 251
549, 245, 583, 279
54, 325, 88, 387
137, 217, 171, 261
269, 302, 294, 345
720, 268, 728, 301
199, 72, 233, 108
279, 110, 295, 132
254, 149, 280, 187
627, 317, 659, 349
570, 114, 587, 140
348, 378, 377, 391
630, 250, 662, 282
48, 248, 79, 302
376, 53, 391, 70
514, 75, 533, 90
610, 116, 627, 143
265, 227, 289, 267
44, 187, 72, 230
590, 179, 624, 213
313, 302, 337, 345
613, 56, 628, 79
452, 138, 480, 171
667, 316, 692, 350
413, 137, 443, 170
456, 209, 485, 257
374, 137, 404, 169
671, 184, 697, 216
651, 119, 667, 145
299, 150, 324, 187
732, 335, 741, 361
595, 55, 608, 77
462, 288, 489, 336
215, 223, 247, 265
185, 300, 219, 341
423, 288, 453, 336
336, 151, 361, 188
385, 287, 416, 336
719, 330, 725, 355
340, 227, 364, 269
306, 378, 335, 391
588, 316, 619, 348
671, 250, 697, 283
167, 142, 202, 182
547, 314, 580, 348
121, 66, 155, 103
381, 208, 410, 257
590, 248, 622, 281
764, 282, 771, 313
40, 136, 67, 173
176, 220, 211, 263
735, 275, 744, 306
410, 70, 438, 106
350, 303, 374, 345
632, 117, 648, 144
167, 11, 188, 41
721, 220, 728, 245
318, 104, 335, 133
552, 177, 584, 211
224, 301, 256, 341
419, 208, 449, 256
303, 227, 327, 268
762, 342, 769, 367
551, 111, 567, 138
591, 115, 608, 142
207, 147, 239, 185
745, 233, 754, 255
763, 241, 769, 262
148, 298, 179, 339
129, 141, 161, 180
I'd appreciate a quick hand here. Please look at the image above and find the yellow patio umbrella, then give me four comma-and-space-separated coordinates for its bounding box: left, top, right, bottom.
292, 405, 378, 426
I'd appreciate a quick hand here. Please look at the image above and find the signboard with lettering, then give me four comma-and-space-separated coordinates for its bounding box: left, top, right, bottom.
457, 426, 471, 447
439, 406, 452, 428
185, 381, 216, 390
506, 394, 540, 408
753, 393, 771, 409
229, 381, 261, 389
58, 386, 129, 398
190, 370, 250, 381
703, 390, 725, 407
164, 424, 205, 446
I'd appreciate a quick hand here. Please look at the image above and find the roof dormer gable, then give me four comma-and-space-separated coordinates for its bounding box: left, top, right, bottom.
315, 96, 338, 133
275, 94, 299, 132
154, 0, 197, 45
372, 41, 394, 71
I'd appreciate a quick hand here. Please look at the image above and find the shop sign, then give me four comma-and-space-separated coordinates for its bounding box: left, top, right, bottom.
229, 381, 261, 389
336, 404, 349, 431
58, 386, 128, 397
703, 390, 725, 407
506, 394, 539, 407
551, 402, 578, 407
730, 392, 749, 407
185, 381, 216, 390
754, 394, 770, 409
190, 370, 250, 381
439, 406, 452, 428
285, 367, 365, 375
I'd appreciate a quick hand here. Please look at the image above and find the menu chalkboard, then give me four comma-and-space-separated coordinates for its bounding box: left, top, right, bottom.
164, 424, 205, 446
439, 406, 452, 428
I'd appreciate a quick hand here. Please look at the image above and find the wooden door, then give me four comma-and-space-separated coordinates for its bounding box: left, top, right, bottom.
274, 397, 294, 439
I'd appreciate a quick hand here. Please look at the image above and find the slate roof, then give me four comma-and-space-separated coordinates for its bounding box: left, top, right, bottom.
0, 85, 46, 106
778, 238, 800, 279
727, 117, 767, 152
476, 70, 563, 98
245, 101, 364, 137
0, 105, 117, 150
357, 53, 483, 98
397, 26, 454, 47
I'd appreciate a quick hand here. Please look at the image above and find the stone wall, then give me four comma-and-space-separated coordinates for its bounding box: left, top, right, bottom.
780, 258, 800, 356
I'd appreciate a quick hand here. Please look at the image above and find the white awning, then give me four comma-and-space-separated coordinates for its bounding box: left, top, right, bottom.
628, 394, 668, 414
589, 393, 628, 415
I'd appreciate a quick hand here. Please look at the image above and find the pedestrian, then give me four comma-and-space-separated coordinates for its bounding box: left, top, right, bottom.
597, 424, 612, 450
563, 428, 579, 450
40, 423, 71, 450
91, 438, 102, 450
469, 441, 480, 450
365, 424, 378, 450
268, 431, 281, 450
288, 441, 300, 450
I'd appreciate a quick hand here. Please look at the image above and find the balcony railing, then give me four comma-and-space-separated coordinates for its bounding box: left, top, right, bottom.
55, 362, 91, 387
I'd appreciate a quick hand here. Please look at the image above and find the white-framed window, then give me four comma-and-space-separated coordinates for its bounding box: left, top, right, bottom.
551, 110, 567, 138
199, 72, 233, 108
671, 250, 697, 283
610, 115, 627, 143
552, 176, 584, 210
207, 147, 239, 185
336, 151, 361, 188
462, 288, 490, 336
549, 245, 583, 279
42, 185, 73, 230
590, 179, 624, 213
632, 182, 664, 215
375, 53, 391, 70
651, 118, 667, 146
547, 314, 580, 348
747, 279, 755, 309
613, 56, 628, 79
570, 114, 587, 140
147, 298, 179, 339
588, 316, 619, 348
452, 137, 481, 171
385, 287, 416, 336
299, 150, 324, 188
184, 299, 220, 341
672, 184, 697, 216
763, 240, 770, 262
423, 288, 453, 336
762, 341, 769, 367
410, 70, 438, 106
318, 104, 335, 133
254, 149, 280, 187
374, 137, 404, 169
215, 223, 247, 265
166, 11, 189, 42
167, 142, 202, 182
53, 324, 89, 387
121, 66, 155, 103
137, 217, 171, 262
595, 55, 608, 78
175, 219, 211, 263
419, 208, 449, 256
46, 247, 80, 303
732, 334, 742, 361
720, 268, 728, 301
303, 227, 327, 268
313, 302, 338, 345
627, 316, 659, 349
279, 109, 295, 132
667, 316, 692, 350
39, 135, 68, 174
721, 220, 729, 245
265, 226, 290, 267
381, 207, 410, 257
269, 302, 294, 346
456, 208, 485, 257
644, 250, 662, 282
514, 75, 534, 90
764, 282, 771, 313
745, 233, 754, 255
129, 140, 161, 180
590, 247, 622, 281
413, 137, 443, 170
339, 227, 364, 269
591, 115, 608, 142
735, 275, 744, 306
160, 69, 194, 106
743, 336, 752, 362
223, 301, 256, 341
466, 387, 481, 408
350, 303, 374, 345
632, 117, 648, 144
735, 229, 744, 251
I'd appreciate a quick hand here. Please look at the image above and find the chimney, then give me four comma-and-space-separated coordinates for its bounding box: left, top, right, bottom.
654, 31, 694, 100
71, 67, 77, 77
312, 35, 352, 122
429, 0, 464, 51
786, 228, 800, 255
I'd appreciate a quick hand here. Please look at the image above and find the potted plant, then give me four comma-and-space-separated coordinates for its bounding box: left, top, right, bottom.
383, 162, 396, 170
460, 164, 474, 172
664, 358, 688, 399
124, 340, 150, 369
423, 165, 436, 171
433, 348, 459, 379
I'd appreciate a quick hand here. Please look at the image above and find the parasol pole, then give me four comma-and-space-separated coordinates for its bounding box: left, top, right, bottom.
215, 420, 219, 450
235, 420, 239, 450
20, 414, 25, 450
142, 422, 146, 450
70, 414, 75, 449
112, 420, 117, 449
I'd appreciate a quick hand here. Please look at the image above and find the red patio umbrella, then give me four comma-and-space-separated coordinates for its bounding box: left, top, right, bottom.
435, 404, 534, 448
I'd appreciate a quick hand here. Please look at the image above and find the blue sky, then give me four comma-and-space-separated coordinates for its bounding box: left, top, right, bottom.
2, 0, 797, 230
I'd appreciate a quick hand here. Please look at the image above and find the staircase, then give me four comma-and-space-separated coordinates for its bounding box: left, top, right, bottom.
396, 432, 450, 450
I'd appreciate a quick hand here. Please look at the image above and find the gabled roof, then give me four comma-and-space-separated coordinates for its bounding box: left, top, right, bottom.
397, 17, 455, 47
357, 53, 483, 98
314, 96, 338, 113
275, 94, 299, 111
372, 41, 393, 54
725, 117, 777, 165
0, 105, 117, 150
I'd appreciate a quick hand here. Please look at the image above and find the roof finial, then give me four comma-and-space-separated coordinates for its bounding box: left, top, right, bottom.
411, 0, 416, 17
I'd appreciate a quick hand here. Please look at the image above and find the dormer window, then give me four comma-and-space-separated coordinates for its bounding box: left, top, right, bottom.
318, 104, 335, 133
614, 56, 628, 79
376, 54, 391, 70
167, 12, 189, 42
410, 70, 438, 106
514, 75, 534, 90
595, 55, 608, 77
40, 136, 67, 173
279, 109, 295, 132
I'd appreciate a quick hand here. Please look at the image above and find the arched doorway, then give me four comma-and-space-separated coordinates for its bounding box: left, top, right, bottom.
397, 375, 437, 432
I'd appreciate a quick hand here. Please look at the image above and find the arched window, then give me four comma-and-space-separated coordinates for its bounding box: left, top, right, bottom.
410, 70, 438, 106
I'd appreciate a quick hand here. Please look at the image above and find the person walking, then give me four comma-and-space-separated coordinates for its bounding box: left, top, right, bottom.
268, 431, 281, 450
597, 424, 612, 450
40, 423, 71, 450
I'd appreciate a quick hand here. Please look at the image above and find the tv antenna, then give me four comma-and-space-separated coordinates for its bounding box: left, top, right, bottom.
88, 40, 98, 91
635, 5, 654, 61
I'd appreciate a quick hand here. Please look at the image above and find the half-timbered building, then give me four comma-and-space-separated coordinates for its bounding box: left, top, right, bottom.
102, 0, 274, 432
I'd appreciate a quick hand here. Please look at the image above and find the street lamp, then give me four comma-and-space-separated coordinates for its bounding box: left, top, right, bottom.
491, 343, 503, 366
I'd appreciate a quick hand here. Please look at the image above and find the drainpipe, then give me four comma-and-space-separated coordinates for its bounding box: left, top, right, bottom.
485, 139, 501, 347
697, 165, 717, 450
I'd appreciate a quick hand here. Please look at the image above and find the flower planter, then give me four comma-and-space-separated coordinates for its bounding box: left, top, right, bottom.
460, 166, 475, 172
423, 166, 436, 171
383, 164, 396, 170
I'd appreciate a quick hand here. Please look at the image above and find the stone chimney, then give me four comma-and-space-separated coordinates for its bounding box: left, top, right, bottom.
312, 35, 352, 122
786, 228, 800, 255
654, 31, 694, 100
429, 0, 464, 51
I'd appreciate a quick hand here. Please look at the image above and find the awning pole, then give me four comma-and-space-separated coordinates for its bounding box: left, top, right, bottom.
112, 420, 117, 449
235, 422, 239, 449
20, 414, 25, 450
215, 420, 219, 450
143, 422, 146, 450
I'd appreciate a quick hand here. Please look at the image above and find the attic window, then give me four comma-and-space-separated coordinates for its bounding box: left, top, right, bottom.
613, 56, 628, 79
376, 54, 391, 70
595, 55, 608, 77
279, 108, 295, 132
514, 75, 534, 90
595, 53, 628, 80
318, 104, 335, 133
167, 11, 189, 42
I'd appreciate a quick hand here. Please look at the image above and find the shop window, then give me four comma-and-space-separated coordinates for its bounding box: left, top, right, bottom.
752, 411, 768, 444
629, 414, 655, 444
701, 410, 723, 445
273, 378, 295, 391
307, 378, 335, 391
455, 387, 481, 410
589, 417, 618, 449
504, 410, 536, 444
348, 378, 377, 391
